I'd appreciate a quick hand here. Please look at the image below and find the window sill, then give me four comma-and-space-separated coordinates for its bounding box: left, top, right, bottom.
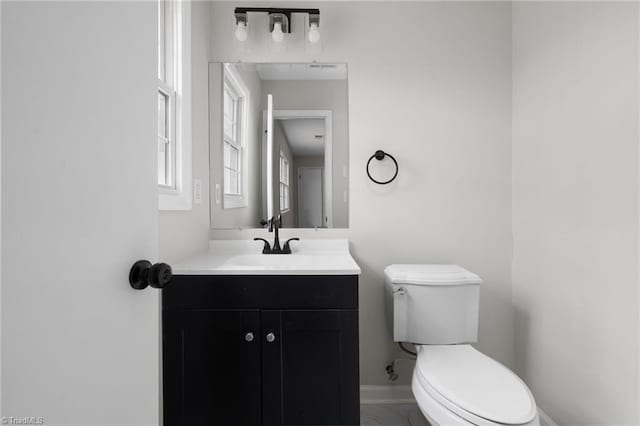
224, 195, 248, 209
160, 186, 193, 211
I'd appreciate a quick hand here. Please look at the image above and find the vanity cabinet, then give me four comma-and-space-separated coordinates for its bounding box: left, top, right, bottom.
162, 275, 359, 426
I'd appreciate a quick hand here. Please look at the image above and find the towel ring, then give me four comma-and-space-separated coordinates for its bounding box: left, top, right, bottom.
366, 150, 398, 185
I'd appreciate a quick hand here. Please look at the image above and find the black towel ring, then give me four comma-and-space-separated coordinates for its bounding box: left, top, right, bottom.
366, 150, 398, 185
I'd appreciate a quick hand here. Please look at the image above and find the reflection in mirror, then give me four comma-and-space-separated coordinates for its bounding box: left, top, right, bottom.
273, 112, 331, 228
209, 63, 349, 229
266, 93, 274, 221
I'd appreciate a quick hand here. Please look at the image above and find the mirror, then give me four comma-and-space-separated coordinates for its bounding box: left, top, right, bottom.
209, 63, 349, 229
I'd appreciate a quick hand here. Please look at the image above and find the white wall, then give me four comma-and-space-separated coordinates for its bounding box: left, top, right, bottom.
209, 1, 514, 385
512, 3, 639, 424
159, 0, 211, 263
2, 2, 159, 424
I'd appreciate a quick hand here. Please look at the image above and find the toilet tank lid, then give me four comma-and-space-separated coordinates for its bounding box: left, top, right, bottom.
384, 265, 482, 286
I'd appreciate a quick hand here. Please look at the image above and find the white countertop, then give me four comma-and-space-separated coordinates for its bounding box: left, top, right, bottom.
173, 239, 361, 276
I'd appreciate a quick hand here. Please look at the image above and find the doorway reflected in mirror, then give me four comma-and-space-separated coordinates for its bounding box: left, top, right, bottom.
271, 111, 332, 229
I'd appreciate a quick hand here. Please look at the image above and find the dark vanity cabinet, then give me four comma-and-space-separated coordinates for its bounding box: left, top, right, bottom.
162, 275, 359, 426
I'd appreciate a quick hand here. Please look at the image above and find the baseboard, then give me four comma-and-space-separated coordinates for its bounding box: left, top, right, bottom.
360, 385, 416, 404
538, 409, 558, 426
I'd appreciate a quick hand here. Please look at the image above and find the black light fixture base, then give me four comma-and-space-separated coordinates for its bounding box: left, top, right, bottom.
234, 7, 320, 33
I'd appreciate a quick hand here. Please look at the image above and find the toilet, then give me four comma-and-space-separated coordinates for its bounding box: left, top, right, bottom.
385, 265, 540, 426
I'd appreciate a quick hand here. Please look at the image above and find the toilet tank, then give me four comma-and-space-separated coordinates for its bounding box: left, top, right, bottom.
385, 265, 482, 345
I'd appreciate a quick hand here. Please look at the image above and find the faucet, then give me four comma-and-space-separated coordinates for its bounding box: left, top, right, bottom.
255, 215, 299, 254
269, 214, 282, 251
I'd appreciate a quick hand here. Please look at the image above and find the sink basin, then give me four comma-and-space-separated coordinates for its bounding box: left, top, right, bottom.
222, 254, 318, 269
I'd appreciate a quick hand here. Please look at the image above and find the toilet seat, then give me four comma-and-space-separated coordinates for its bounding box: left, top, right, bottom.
414, 345, 537, 426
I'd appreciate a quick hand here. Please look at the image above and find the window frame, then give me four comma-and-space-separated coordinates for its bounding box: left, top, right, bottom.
157, 85, 175, 188
158, 0, 192, 211
223, 83, 242, 196
279, 151, 290, 213
222, 64, 250, 209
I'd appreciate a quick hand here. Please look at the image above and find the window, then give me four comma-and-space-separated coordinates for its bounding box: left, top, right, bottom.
279, 152, 290, 212
158, 0, 192, 210
222, 65, 249, 209
157, 89, 173, 187
223, 84, 242, 195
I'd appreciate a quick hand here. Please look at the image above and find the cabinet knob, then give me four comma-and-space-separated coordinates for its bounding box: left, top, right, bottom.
266, 332, 276, 343
245, 332, 254, 342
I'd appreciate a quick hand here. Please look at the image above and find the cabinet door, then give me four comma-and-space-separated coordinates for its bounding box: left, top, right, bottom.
262, 310, 360, 426
163, 310, 261, 426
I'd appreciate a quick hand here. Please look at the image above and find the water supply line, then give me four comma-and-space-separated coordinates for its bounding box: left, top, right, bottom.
385, 342, 417, 382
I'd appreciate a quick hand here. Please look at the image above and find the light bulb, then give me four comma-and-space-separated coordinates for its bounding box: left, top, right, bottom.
272, 22, 284, 43
307, 23, 320, 44
235, 22, 248, 42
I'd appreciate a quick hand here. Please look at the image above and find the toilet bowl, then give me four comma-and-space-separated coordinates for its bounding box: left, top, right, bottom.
412, 345, 539, 426
384, 265, 540, 426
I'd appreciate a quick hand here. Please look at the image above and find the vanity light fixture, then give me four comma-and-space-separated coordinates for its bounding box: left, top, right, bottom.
307, 12, 321, 44
234, 7, 320, 44
234, 11, 249, 42
270, 13, 287, 43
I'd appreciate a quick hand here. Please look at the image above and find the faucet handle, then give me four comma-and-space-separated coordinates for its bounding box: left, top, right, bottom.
282, 238, 300, 254
254, 238, 271, 254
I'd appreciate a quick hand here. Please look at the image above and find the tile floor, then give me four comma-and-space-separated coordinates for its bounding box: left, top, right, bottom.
360, 403, 428, 426
361, 404, 552, 426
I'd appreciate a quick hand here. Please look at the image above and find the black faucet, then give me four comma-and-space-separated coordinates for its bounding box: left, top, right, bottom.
255, 215, 299, 254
